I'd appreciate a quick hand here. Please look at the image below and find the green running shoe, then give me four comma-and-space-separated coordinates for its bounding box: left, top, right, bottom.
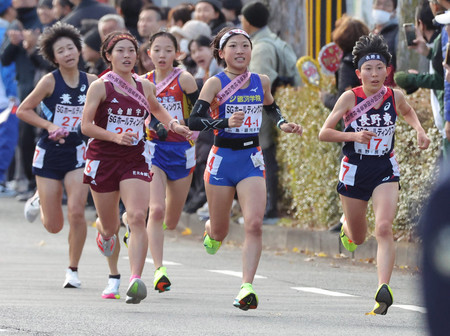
203, 231, 221, 255
125, 278, 147, 304
340, 224, 357, 252
371, 283, 393, 315
162, 222, 167, 230
154, 266, 171, 293
122, 212, 130, 248
233, 283, 258, 311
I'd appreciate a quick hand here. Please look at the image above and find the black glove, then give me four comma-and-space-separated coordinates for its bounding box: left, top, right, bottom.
155, 121, 168, 141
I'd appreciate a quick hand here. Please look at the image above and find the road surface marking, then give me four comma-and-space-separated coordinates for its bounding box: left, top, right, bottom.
209, 270, 267, 279
292, 287, 357, 297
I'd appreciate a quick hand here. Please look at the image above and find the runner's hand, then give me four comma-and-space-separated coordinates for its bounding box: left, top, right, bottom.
280, 122, 303, 135
354, 130, 377, 144
115, 132, 138, 146
228, 111, 245, 128
417, 130, 430, 150
172, 124, 193, 140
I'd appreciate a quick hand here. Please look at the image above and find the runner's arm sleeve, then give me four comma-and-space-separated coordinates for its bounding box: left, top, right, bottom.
184, 90, 200, 124
188, 99, 229, 131
263, 101, 288, 128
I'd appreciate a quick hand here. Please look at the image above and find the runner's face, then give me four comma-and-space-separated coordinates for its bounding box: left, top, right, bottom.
53, 37, 80, 68
220, 34, 251, 71
149, 35, 176, 71
356, 60, 388, 91
108, 39, 137, 72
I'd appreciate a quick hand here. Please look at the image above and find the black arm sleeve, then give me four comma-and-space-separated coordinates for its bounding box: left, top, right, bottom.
263, 101, 287, 126
188, 99, 229, 131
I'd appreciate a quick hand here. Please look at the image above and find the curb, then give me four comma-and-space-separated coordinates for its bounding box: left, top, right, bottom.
179, 212, 421, 269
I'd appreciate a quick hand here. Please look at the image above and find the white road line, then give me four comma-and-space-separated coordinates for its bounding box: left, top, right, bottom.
393, 304, 426, 314
209, 270, 267, 279
123, 256, 181, 266
292, 287, 357, 297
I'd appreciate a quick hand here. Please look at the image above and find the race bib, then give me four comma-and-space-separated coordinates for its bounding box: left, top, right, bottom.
53, 104, 83, 132
185, 145, 196, 169
353, 125, 395, 156
250, 149, 265, 170
32, 145, 45, 169
106, 114, 145, 145
84, 159, 99, 179
161, 101, 183, 121
224, 104, 262, 134
339, 159, 357, 186
206, 151, 223, 175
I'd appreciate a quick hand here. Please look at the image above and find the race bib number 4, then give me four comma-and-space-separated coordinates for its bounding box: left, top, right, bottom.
106, 114, 145, 145
53, 104, 83, 132
224, 104, 262, 134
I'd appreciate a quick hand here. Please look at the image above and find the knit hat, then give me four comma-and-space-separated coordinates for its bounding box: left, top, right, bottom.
181, 19, 212, 40
83, 27, 102, 53
242, 1, 269, 28
38, 0, 53, 8
0, 0, 12, 14
196, 0, 222, 11
222, 0, 242, 12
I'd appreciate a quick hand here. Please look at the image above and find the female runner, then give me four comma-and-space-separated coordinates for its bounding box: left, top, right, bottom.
319, 33, 430, 315
81, 31, 191, 304
17, 22, 97, 289
189, 27, 303, 310
141, 31, 199, 293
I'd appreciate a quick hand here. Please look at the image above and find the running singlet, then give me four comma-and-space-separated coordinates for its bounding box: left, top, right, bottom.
212, 72, 264, 139
40, 69, 88, 145
342, 86, 397, 158
86, 79, 148, 160
144, 71, 191, 142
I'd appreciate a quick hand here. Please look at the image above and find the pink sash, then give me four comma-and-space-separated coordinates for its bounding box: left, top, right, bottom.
210, 71, 252, 111
343, 86, 387, 127
101, 71, 151, 113
155, 68, 183, 96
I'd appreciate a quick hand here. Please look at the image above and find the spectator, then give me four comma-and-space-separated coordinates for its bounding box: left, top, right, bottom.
221, 0, 242, 27
372, 0, 399, 86
136, 40, 154, 75
321, 14, 370, 110
62, 0, 116, 31
240, 1, 300, 223
0, 0, 19, 197
81, 26, 105, 75
114, 0, 142, 41
395, 1, 447, 157
167, 3, 194, 28
193, 0, 228, 36
97, 13, 125, 41
137, 4, 164, 43
1, 0, 42, 200
37, 0, 56, 26
51, 0, 74, 21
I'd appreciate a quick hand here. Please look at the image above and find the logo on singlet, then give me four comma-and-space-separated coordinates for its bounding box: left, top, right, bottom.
250, 87, 258, 93
384, 102, 391, 111
80, 84, 86, 92
169, 84, 177, 90
111, 98, 119, 103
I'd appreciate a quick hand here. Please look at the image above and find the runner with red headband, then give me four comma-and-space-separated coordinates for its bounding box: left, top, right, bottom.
81, 31, 192, 304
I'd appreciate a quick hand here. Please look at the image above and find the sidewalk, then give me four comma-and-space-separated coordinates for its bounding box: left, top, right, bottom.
179, 212, 421, 269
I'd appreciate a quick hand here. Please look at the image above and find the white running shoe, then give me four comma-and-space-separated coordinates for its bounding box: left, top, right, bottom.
63, 268, 81, 288
125, 278, 147, 304
96, 232, 117, 257
24, 192, 40, 223
102, 278, 120, 299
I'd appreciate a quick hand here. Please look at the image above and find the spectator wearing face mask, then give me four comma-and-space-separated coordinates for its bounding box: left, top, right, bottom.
372, 0, 399, 86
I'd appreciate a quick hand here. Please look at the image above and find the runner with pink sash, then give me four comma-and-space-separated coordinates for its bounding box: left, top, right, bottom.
343, 86, 387, 127
210, 71, 251, 111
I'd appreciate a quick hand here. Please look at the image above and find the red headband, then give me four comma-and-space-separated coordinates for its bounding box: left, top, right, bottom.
106, 34, 136, 52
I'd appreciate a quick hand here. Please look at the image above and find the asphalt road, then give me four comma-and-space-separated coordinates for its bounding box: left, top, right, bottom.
0, 197, 428, 335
